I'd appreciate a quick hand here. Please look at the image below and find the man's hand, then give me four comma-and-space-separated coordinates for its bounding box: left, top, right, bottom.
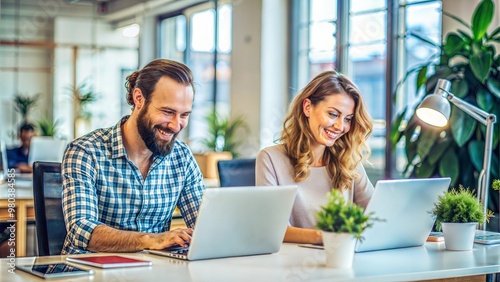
147, 228, 193, 250
16, 164, 33, 173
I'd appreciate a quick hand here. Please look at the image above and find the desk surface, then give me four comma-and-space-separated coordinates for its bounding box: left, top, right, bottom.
1, 242, 499, 282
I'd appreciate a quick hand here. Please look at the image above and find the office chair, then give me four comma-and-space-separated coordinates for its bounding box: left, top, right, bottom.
217, 158, 256, 187
33, 161, 66, 256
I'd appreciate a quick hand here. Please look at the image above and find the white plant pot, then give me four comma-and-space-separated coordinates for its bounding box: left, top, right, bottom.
322, 231, 357, 268
441, 222, 477, 251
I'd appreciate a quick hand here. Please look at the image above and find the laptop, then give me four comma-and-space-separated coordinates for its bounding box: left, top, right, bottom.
0, 140, 33, 188
0, 140, 8, 183
28, 137, 67, 166
355, 177, 451, 252
145, 185, 297, 260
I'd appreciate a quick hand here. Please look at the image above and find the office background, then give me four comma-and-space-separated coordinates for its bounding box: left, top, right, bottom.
0, 0, 498, 190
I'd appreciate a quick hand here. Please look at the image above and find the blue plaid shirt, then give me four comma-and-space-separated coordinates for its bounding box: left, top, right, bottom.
61, 116, 205, 254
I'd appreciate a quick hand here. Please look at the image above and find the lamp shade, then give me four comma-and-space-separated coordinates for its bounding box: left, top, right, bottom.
416, 94, 451, 127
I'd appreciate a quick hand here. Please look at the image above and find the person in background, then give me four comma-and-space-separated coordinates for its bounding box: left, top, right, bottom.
7, 123, 35, 173
61, 59, 205, 254
256, 70, 374, 245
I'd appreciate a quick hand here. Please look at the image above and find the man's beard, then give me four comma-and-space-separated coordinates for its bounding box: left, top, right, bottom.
137, 107, 179, 156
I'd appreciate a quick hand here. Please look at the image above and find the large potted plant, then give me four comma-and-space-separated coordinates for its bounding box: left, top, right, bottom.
13, 93, 39, 124
67, 81, 98, 138
431, 185, 495, 251
315, 190, 380, 268
194, 112, 248, 179
391, 0, 499, 211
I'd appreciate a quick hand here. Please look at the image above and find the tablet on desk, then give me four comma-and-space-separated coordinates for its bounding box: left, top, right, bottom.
66, 255, 152, 268
17, 263, 94, 279
474, 231, 500, 245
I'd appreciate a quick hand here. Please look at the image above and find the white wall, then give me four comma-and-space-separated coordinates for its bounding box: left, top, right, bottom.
230, 0, 289, 157
53, 17, 138, 139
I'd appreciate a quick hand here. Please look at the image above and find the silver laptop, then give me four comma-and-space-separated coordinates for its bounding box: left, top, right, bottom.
28, 137, 67, 166
145, 185, 297, 260
0, 140, 33, 188
0, 140, 8, 183
355, 177, 451, 253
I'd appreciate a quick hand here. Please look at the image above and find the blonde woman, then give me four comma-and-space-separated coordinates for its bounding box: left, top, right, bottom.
256, 71, 374, 244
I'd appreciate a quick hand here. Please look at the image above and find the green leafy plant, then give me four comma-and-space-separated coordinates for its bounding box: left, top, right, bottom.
200, 112, 248, 158
13, 94, 39, 123
67, 81, 98, 119
431, 185, 494, 231
36, 117, 61, 137
315, 190, 381, 240
391, 0, 499, 196
494, 179, 500, 190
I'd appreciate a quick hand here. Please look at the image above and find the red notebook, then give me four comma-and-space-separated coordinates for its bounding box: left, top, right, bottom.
66, 255, 152, 269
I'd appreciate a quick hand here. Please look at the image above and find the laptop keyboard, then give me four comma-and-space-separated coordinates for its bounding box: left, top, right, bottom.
170, 248, 189, 255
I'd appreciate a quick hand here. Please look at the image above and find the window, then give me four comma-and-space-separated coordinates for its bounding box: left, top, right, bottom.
291, 0, 441, 181
158, 4, 232, 152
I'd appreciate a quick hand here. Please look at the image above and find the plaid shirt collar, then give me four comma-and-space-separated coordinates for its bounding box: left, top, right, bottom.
111, 115, 167, 168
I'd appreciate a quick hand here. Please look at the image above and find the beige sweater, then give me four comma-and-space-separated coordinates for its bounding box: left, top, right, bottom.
256, 144, 374, 229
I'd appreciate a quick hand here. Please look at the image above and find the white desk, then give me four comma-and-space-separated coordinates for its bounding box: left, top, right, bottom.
1, 242, 499, 281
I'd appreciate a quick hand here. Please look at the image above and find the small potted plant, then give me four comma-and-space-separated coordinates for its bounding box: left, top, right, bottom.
431, 185, 495, 251
315, 189, 380, 268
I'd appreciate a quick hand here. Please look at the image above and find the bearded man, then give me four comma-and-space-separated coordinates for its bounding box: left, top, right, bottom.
61, 59, 204, 254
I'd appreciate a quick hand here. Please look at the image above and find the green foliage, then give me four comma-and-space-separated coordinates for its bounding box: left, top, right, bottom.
391, 0, 500, 203
431, 185, 494, 231
13, 94, 39, 123
67, 81, 98, 119
315, 190, 381, 240
200, 112, 248, 158
36, 117, 61, 137
493, 179, 500, 190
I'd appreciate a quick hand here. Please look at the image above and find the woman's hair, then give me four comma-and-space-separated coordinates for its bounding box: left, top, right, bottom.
125, 59, 194, 107
280, 70, 373, 190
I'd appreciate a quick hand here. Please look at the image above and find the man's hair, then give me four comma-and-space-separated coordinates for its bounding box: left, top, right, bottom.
125, 59, 194, 108
19, 123, 35, 134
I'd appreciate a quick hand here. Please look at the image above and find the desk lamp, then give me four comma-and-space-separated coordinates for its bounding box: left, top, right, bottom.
415, 79, 497, 230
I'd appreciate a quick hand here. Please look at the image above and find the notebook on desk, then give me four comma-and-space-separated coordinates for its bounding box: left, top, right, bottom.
145, 185, 297, 261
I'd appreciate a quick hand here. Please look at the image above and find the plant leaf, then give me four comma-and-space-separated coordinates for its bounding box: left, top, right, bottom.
427, 136, 453, 165
389, 108, 407, 151
488, 26, 500, 40
408, 31, 440, 48
468, 140, 484, 174
416, 66, 428, 91
471, 0, 494, 41
450, 106, 477, 147
476, 87, 494, 112
438, 148, 459, 185
416, 128, 438, 160
442, 9, 470, 30
467, 140, 499, 179
416, 159, 436, 178
470, 51, 492, 83
450, 79, 469, 98
486, 79, 500, 99
403, 118, 419, 164
444, 33, 466, 56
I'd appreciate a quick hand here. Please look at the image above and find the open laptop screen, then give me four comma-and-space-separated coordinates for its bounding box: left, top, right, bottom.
28, 137, 67, 166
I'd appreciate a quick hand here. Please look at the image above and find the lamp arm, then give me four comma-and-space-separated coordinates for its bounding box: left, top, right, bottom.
445, 93, 492, 125
441, 88, 497, 231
